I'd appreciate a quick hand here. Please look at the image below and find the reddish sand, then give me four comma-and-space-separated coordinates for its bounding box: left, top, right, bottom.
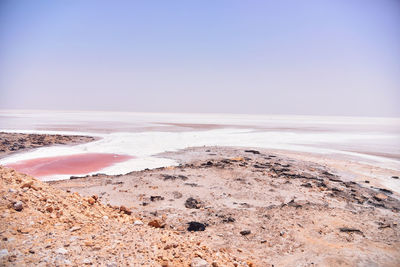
4, 153, 134, 177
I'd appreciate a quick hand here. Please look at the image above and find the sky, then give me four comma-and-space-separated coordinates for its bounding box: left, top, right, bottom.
0, 0, 399, 117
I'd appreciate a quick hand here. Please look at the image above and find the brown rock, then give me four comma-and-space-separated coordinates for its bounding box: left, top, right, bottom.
374, 193, 388, 201
46, 206, 53, 213
148, 219, 164, 228
21, 181, 33, 189
87, 197, 95, 205
119, 205, 132, 215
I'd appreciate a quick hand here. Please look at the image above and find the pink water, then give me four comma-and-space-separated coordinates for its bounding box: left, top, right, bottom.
5, 153, 133, 177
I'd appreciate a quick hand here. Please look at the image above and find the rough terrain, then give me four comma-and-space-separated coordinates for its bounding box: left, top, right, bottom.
0, 167, 234, 266
0, 132, 95, 158
51, 146, 400, 267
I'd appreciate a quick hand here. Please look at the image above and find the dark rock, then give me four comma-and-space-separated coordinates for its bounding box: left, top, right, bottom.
392, 176, 399, 179
187, 221, 206, 231
253, 164, 267, 169
150, 196, 164, 202
339, 228, 363, 235
13, 201, 23, 211
301, 183, 312, 188
185, 197, 202, 209
240, 230, 251, 236
222, 216, 235, 223
286, 199, 303, 208
244, 150, 260, 154
184, 183, 199, 187
378, 188, 393, 195
328, 177, 342, 183
220, 159, 231, 164
119, 205, 132, 215
162, 174, 188, 181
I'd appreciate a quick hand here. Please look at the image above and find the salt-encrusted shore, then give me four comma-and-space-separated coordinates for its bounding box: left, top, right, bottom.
0, 132, 96, 159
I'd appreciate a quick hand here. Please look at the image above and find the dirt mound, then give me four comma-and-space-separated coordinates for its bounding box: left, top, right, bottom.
0, 167, 235, 266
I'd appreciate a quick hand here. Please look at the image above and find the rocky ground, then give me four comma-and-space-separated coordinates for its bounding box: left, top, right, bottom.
0, 167, 234, 266
1, 132, 400, 266
50, 146, 400, 267
0, 132, 96, 158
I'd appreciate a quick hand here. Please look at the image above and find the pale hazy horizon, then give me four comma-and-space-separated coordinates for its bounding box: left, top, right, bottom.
1, 1, 399, 117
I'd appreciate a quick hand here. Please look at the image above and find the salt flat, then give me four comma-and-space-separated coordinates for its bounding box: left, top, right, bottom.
0, 110, 399, 183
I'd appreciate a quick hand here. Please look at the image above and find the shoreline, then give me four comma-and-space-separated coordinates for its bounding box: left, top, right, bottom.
0, 131, 98, 160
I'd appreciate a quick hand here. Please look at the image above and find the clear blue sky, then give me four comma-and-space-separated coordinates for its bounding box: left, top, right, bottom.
0, 0, 399, 116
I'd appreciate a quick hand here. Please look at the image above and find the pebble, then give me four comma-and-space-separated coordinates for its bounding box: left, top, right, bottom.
148, 219, 164, 228
69, 236, 79, 242
83, 258, 92, 264
69, 226, 81, 232
87, 197, 95, 205
56, 247, 68, 254
187, 222, 206, 232
13, 201, 24, 211
240, 230, 251, 236
191, 257, 209, 267
374, 193, 388, 201
0, 249, 8, 258
134, 220, 144, 225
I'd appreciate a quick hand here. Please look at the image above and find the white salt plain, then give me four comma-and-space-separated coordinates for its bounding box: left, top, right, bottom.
0, 110, 399, 182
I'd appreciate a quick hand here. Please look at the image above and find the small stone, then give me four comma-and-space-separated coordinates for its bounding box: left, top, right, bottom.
83, 258, 92, 264
69, 236, 79, 242
46, 206, 53, 213
191, 257, 209, 267
13, 201, 23, 211
8, 188, 16, 193
148, 220, 164, 228
172, 191, 183, 199
119, 205, 132, 215
21, 181, 33, 189
392, 176, 399, 179
185, 197, 202, 209
18, 227, 31, 234
374, 193, 388, 201
56, 247, 68, 254
0, 249, 8, 258
87, 197, 95, 205
187, 222, 206, 232
133, 220, 144, 225
240, 230, 251, 236
69, 226, 81, 232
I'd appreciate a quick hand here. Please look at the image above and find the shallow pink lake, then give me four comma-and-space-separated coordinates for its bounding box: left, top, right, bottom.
5, 153, 134, 177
